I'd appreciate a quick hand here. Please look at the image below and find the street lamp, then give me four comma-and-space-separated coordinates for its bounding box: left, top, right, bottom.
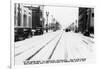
46, 11, 49, 32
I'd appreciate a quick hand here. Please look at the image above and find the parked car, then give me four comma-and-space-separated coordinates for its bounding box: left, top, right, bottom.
64, 28, 70, 32
34, 27, 43, 35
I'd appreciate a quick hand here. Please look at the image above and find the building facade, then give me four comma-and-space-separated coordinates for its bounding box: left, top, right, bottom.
78, 8, 94, 36
14, 3, 32, 28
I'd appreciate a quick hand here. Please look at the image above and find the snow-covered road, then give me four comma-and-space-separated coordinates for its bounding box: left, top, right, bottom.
15, 30, 95, 65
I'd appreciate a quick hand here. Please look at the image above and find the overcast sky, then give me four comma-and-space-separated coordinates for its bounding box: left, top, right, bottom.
43, 6, 79, 29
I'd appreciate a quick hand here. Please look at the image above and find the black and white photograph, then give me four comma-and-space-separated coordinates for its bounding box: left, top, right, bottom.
14, 3, 95, 65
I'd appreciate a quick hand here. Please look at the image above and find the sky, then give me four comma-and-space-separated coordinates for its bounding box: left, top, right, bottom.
43, 6, 79, 29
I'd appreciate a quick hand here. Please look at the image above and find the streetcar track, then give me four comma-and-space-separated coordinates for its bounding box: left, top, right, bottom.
15, 51, 24, 56
81, 40, 93, 52
26, 32, 62, 60
15, 32, 60, 57
82, 37, 94, 43
15, 38, 54, 57
82, 40, 88, 45
15, 38, 55, 57
48, 33, 63, 59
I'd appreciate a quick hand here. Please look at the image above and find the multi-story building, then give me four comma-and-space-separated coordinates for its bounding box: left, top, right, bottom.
78, 8, 94, 36
14, 3, 32, 28
14, 3, 44, 41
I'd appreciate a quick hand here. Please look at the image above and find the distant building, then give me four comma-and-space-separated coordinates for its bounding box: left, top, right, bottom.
67, 20, 78, 32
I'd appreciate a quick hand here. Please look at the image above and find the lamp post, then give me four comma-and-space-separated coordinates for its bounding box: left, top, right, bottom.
46, 11, 49, 32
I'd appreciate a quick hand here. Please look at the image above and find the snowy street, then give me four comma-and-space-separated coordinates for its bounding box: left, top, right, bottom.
15, 30, 95, 65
